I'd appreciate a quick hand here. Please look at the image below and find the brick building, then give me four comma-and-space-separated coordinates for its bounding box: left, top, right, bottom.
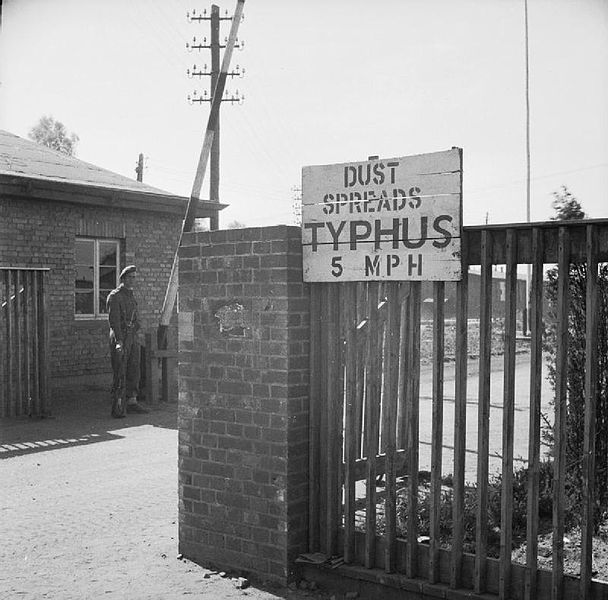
0, 129, 221, 392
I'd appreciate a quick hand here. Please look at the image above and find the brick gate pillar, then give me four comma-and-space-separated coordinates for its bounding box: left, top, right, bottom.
177, 225, 310, 585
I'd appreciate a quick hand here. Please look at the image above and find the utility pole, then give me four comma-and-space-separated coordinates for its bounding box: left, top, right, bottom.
523, 0, 531, 336
186, 5, 244, 230
135, 153, 144, 182
210, 5, 220, 230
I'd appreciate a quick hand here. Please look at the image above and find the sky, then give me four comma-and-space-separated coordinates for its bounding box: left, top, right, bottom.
1, 0, 607, 228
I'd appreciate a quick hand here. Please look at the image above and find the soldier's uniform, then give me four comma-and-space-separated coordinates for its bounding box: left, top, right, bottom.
107, 265, 146, 417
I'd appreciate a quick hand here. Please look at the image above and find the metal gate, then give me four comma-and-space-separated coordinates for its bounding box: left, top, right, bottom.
0, 268, 50, 418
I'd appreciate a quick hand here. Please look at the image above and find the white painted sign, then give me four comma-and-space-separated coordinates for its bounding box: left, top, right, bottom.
301, 149, 463, 282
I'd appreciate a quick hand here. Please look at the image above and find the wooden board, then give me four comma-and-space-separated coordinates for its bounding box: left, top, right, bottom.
302, 149, 462, 282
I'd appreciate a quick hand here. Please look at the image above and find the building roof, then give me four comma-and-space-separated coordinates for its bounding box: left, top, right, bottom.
0, 129, 224, 217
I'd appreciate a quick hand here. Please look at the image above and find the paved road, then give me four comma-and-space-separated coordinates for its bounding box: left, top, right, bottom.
0, 389, 326, 600
417, 352, 554, 482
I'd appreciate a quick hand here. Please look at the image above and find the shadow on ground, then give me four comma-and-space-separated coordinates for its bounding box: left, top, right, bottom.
0, 383, 177, 459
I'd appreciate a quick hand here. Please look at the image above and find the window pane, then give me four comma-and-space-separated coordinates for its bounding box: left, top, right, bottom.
75, 266, 94, 289
99, 290, 112, 314
99, 242, 118, 266
75, 239, 94, 265
75, 291, 94, 315
99, 266, 117, 289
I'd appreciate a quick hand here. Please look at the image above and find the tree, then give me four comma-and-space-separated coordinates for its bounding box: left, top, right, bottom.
543, 189, 608, 526
550, 185, 585, 221
28, 116, 79, 156
226, 220, 247, 229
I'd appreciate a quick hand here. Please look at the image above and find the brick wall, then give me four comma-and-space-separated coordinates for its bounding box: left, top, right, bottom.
177, 225, 310, 585
0, 196, 181, 388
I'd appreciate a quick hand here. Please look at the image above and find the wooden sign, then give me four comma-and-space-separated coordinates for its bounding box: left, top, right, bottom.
301, 149, 463, 282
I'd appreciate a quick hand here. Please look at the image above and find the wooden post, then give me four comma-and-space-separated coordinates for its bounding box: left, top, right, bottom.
364, 282, 382, 569
343, 282, 358, 564
525, 227, 544, 600
209, 4, 220, 231
499, 229, 517, 599
308, 284, 322, 553
145, 331, 159, 406
552, 226, 570, 600
14, 270, 23, 416
475, 229, 493, 594
451, 269, 468, 589
23, 271, 32, 416
429, 280, 445, 583
38, 271, 50, 415
580, 225, 598, 599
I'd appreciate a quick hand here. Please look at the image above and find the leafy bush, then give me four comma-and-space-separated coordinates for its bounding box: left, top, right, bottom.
392, 460, 573, 556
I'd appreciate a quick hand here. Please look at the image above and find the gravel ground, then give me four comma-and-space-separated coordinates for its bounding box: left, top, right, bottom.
0, 390, 335, 600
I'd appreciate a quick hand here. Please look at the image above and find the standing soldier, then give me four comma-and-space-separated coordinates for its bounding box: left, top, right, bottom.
107, 265, 149, 417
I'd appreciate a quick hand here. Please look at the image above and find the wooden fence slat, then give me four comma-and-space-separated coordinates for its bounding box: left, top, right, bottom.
397, 285, 411, 450
317, 284, 331, 554
406, 281, 421, 578
32, 271, 40, 416
364, 282, 383, 569
39, 271, 50, 415
23, 270, 32, 416
580, 225, 599, 599
14, 270, 23, 416
6, 271, 15, 417
145, 331, 160, 406
451, 269, 468, 589
525, 227, 544, 600
552, 226, 570, 600
429, 280, 445, 584
3, 271, 12, 418
0, 274, 4, 416
475, 229, 493, 594
499, 229, 518, 599
327, 283, 344, 558
308, 284, 322, 552
383, 283, 401, 573
355, 282, 368, 459
344, 282, 359, 564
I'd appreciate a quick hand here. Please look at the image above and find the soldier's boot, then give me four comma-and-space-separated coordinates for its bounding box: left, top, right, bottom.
126, 396, 150, 414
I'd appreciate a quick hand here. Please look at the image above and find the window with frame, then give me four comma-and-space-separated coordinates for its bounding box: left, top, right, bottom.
75, 238, 120, 318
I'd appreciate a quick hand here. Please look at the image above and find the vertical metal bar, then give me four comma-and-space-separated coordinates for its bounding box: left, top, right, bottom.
344, 282, 358, 564
525, 227, 544, 600
406, 281, 421, 578
499, 229, 518, 599
364, 282, 382, 569
429, 280, 445, 583
451, 269, 468, 589
308, 284, 322, 552
384, 283, 400, 573
475, 229, 493, 594
580, 225, 598, 599
552, 226, 569, 600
